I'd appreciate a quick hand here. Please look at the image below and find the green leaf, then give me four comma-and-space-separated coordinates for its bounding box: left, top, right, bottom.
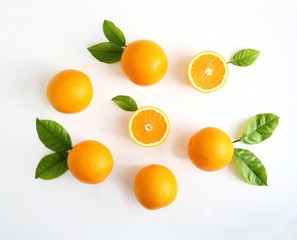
36, 118, 72, 152
87, 42, 124, 64
240, 113, 280, 144
35, 152, 69, 180
103, 20, 126, 46
230, 49, 260, 66
234, 148, 267, 186
112, 95, 138, 111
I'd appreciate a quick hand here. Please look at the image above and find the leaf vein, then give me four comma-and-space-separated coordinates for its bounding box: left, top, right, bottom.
241, 118, 278, 141
36, 154, 68, 178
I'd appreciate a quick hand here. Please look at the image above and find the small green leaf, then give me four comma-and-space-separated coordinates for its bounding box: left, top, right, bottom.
230, 49, 260, 66
112, 95, 138, 111
87, 42, 124, 63
35, 152, 69, 180
36, 118, 72, 152
234, 148, 267, 186
240, 113, 280, 144
103, 20, 126, 46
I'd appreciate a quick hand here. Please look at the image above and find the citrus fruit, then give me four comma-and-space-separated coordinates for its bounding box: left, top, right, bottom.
67, 140, 113, 184
128, 106, 170, 147
187, 51, 229, 93
188, 127, 234, 171
46, 69, 93, 113
134, 164, 178, 210
121, 40, 168, 86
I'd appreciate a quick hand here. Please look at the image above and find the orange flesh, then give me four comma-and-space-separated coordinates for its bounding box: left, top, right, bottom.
131, 110, 167, 144
191, 55, 226, 90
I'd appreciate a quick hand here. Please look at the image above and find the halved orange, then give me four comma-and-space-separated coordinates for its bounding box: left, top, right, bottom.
187, 51, 229, 93
128, 106, 170, 147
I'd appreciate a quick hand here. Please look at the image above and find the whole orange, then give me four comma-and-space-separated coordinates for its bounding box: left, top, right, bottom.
188, 127, 234, 171
134, 164, 178, 210
46, 69, 93, 113
67, 140, 113, 184
120, 40, 168, 86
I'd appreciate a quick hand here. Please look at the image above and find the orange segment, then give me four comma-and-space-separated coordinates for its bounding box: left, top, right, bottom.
128, 106, 170, 147
187, 51, 229, 93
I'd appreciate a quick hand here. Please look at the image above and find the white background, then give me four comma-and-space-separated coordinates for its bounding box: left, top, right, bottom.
1, 0, 296, 239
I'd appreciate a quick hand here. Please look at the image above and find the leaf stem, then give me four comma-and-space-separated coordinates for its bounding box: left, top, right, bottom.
233, 139, 240, 144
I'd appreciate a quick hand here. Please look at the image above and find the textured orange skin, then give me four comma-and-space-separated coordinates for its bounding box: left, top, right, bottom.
68, 140, 113, 184
134, 164, 178, 210
188, 127, 234, 171
46, 69, 93, 113
121, 40, 168, 86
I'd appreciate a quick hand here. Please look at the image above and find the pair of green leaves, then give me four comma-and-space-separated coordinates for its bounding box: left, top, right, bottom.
233, 113, 279, 186
35, 119, 72, 180
88, 20, 126, 63
229, 49, 260, 67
